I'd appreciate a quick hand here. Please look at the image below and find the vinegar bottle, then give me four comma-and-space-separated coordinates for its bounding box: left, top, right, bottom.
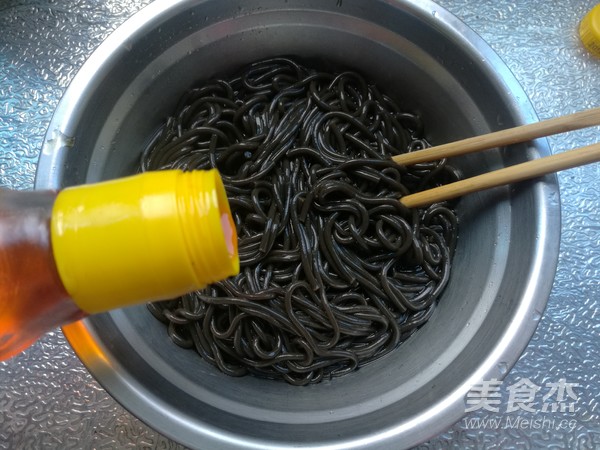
0, 169, 239, 360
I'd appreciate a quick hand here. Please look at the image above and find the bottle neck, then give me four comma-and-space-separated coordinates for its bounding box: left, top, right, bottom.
0, 189, 86, 360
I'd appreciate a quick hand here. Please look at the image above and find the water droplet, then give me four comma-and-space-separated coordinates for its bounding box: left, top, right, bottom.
497, 362, 508, 375
432, 10, 438, 17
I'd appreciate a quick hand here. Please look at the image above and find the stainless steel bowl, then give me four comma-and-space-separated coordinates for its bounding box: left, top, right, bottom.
35, 1, 560, 448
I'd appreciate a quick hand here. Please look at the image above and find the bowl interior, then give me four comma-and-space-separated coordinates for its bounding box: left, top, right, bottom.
38, 1, 559, 449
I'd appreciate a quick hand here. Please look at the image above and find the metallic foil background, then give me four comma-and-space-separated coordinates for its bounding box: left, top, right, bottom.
1, 0, 599, 448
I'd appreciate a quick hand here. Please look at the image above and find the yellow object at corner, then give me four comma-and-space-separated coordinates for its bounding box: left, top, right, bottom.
580, 4, 600, 58
51, 170, 239, 314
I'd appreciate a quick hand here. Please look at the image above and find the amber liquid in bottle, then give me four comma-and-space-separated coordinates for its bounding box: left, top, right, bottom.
0, 189, 86, 360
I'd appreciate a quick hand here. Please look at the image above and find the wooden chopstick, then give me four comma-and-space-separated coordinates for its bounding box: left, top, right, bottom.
400, 141, 600, 208
392, 107, 600, 166
393, 107, 600, 208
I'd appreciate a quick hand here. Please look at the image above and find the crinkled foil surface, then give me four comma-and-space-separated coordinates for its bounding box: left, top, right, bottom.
0, 1, 599, 448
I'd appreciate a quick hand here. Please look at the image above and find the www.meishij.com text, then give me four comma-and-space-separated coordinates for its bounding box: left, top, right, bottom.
462, 415, 578, 432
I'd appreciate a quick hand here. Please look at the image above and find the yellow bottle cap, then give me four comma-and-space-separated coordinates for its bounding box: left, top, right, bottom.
580, 4, 600, 58
51, 170, 239, 314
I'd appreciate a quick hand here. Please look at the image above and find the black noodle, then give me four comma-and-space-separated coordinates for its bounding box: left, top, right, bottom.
142, 57, 461, 385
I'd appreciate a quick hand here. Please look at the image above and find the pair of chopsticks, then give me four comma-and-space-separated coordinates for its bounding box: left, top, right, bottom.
394, 107, 600, 208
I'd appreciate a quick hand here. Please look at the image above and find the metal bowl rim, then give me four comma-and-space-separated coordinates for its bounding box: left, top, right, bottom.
35, 0, 561, 448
